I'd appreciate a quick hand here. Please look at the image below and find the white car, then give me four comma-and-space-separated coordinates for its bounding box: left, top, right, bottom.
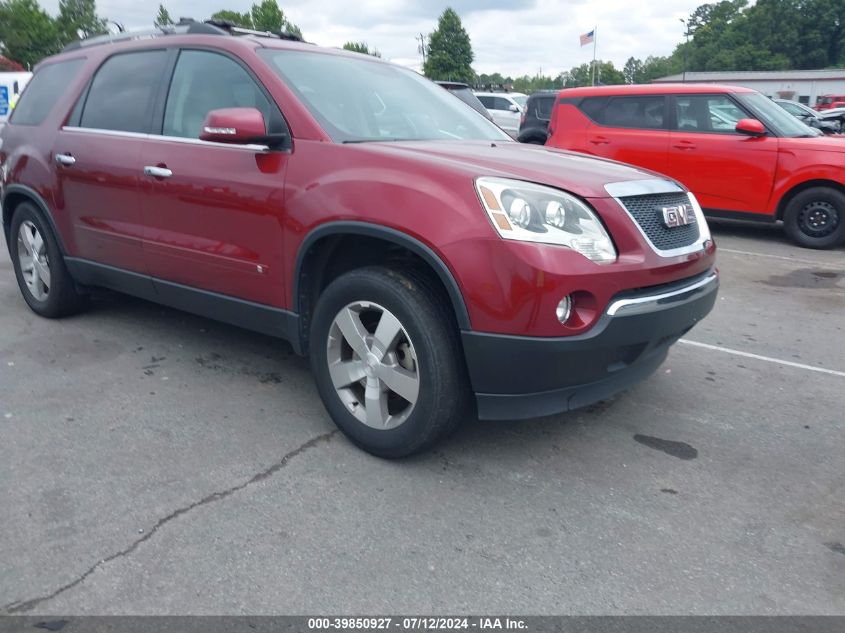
0, 71, 32, 124
474, 91, 527, 137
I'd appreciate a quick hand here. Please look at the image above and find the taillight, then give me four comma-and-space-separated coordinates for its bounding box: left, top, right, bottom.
520, 113, 526, 125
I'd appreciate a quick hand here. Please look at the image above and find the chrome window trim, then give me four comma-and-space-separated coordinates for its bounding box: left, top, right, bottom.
604, 179, 711, 258
61, 126, 271, 152
606, 271, 718, 317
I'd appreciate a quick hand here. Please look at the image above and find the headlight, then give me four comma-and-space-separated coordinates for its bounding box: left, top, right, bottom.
475, 177, 617, 263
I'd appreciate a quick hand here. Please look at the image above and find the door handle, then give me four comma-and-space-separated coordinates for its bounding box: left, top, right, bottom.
673, 142, 696, 150
143, 165, 173, 179
589, 136, 610, 145
55, 153, 76, 166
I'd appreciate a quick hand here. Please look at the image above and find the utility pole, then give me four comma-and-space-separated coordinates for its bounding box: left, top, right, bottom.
679, 18, 689, 82
416, 33, 427, 68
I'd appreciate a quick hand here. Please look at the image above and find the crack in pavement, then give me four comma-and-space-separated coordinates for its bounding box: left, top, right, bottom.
3, 430, 338, 614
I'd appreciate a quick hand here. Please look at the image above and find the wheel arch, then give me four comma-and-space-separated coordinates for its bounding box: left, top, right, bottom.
2, 185, 67, 255
775, 179, 845, 221
293, 222, 471, 354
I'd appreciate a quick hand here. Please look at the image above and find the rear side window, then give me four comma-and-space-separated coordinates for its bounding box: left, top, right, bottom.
79, 50, 169, 133
10, 59, 85, 126
533, 96, 554, 121
477, 95, 493, 108
602, 96, 666, 129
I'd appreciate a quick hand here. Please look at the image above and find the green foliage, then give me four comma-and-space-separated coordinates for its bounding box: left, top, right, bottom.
211, 2, 301, 37
0, 0, 62, 68
250, 0, 300, 36
57, 0, 107, 42
423, 7, 474, 83
211, 9, 253, 28
154, 4, 172, 28
343, 41, 382, 58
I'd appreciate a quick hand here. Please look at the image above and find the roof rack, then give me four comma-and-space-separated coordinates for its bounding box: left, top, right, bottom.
61, 17, 303, 52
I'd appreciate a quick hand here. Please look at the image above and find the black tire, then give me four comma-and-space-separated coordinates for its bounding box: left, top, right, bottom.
9, 202, 87, 318
783, 187, 845, 249
309, 265, 472, 458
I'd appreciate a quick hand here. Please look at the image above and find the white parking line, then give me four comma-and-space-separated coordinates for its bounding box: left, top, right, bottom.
678, 339, 845, 378
718, 247, 842, 268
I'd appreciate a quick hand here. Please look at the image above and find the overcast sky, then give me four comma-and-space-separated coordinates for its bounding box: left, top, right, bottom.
40, 0, 704, 77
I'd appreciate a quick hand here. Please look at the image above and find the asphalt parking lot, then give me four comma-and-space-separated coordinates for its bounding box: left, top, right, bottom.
1, 221, 843, 615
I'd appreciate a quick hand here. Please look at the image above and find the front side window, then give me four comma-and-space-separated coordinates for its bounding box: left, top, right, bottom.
11, 58, 85, 126
163, 50, 277, 139
600, 96, 666, 129
258, 49, 508, 143
79, 50, 169, 133
675, 95, 747, 133
493, 97, 514, 111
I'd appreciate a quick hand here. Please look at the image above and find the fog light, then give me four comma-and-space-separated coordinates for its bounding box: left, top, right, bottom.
556, 296, 572, 324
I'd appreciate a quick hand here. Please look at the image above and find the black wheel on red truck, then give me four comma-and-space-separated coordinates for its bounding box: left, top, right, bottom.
783, 186, 845, 249
309, 265, 472, 458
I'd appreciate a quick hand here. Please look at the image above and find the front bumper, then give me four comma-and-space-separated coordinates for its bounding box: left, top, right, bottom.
462, 269, 719, 420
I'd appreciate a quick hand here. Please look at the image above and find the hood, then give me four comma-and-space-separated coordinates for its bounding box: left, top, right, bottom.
347, 140, 667, 199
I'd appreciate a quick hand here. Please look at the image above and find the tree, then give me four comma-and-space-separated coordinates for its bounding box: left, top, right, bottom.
423, 7, 474, 83
210, 9, 253, 28
342, 41, 381, 57
154, 4, 173, 28
246, 0, 301, 36
0, 0, 62, 69
623, 57, 643, 84
57, 0, 107, 43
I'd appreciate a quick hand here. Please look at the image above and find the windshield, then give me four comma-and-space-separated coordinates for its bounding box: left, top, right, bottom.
818, 96, 832, 105
512, 95, 528, 108
258, 49, 510, 143
735, 92, 817, 137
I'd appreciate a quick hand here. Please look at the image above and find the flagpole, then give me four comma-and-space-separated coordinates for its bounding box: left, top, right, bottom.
592, 26, 597, 86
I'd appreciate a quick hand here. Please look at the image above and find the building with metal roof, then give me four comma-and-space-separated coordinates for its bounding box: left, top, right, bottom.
653, 70, 845, 106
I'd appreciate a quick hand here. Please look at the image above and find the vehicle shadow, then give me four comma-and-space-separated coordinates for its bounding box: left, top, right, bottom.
80, 289, 606, 461
706, 217, 791, 245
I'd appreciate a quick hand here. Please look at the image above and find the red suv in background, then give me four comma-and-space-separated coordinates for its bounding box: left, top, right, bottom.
546, 84, 845, 249
815, 95, 845, 111
1, 22, 718, 457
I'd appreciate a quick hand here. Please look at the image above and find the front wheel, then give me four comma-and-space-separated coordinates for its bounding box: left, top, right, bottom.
783, 187, 845, 249
309, 266, 471, 458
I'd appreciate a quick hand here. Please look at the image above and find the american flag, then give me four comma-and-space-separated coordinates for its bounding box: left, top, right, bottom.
580, 30, 595, 46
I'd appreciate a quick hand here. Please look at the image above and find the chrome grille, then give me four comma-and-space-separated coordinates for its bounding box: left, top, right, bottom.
617, 192, 701, 252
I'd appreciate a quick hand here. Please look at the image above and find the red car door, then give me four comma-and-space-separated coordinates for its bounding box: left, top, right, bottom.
56, 50, 169, 273
667, 94, 777, 215
140, 49, 290, 307
581, 95, 670, 175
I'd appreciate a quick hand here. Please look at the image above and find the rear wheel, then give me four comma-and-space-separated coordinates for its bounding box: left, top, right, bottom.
783, 187, 845, 249
310, 266, 471, 458
10, 202, 86, 317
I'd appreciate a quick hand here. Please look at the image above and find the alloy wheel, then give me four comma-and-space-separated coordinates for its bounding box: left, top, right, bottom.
17, 220, 50, 301
326, 301, 420, 430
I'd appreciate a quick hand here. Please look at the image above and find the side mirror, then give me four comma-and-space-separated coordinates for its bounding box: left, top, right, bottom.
508, 104, 521, 113
735, 118, 766, 136
200, 107, 288, 149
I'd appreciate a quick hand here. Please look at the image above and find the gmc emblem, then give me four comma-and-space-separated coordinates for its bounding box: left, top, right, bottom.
661, 204, 696, 228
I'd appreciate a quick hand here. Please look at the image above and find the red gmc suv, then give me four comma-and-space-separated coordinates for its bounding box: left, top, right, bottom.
546, 84, 845, 249
0, 22, 718, 457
